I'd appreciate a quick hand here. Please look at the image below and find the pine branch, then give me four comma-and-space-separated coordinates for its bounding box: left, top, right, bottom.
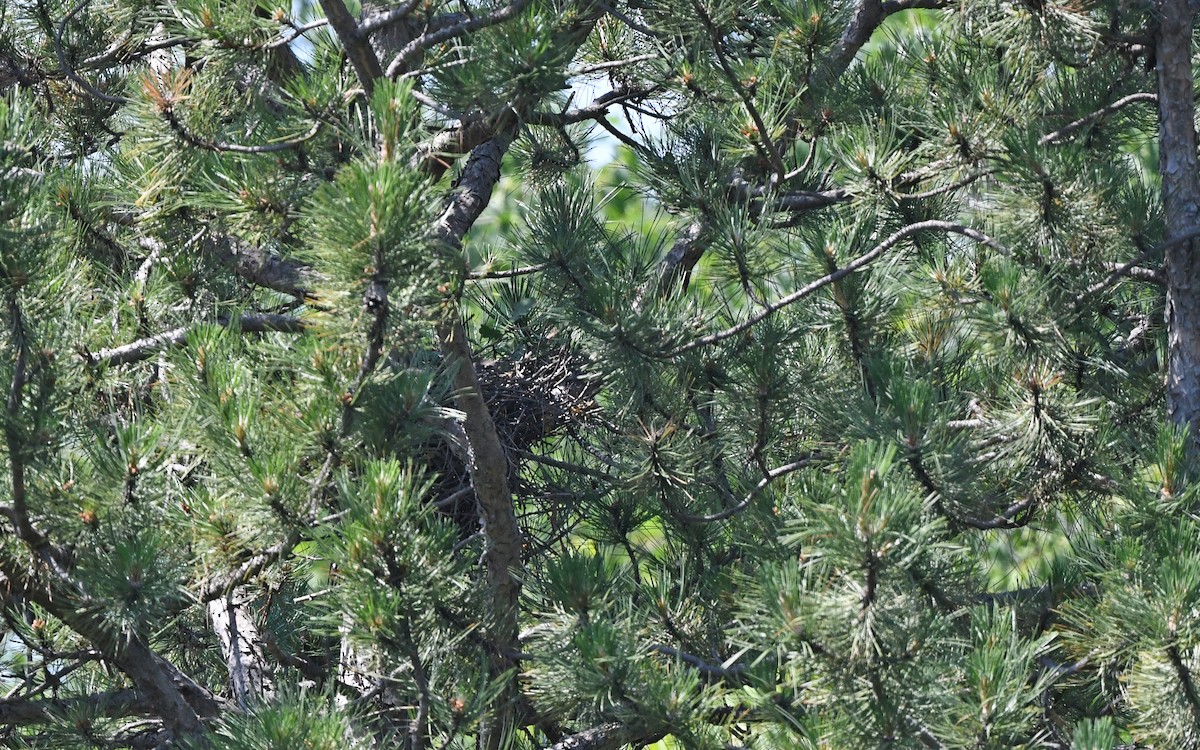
4, 298, 68, 574
669, 220, 1011, 355
0, 689, 152, 725
384, 0, 533, 76
543, 723, 665, 750
807, 0, 885, 94
319, 0, 384, 93
433, 136, 523, 748
84, 313, 306, 368
53, 0, 131, 105
1039, 92, 1157, 146
0, 562, 221, 736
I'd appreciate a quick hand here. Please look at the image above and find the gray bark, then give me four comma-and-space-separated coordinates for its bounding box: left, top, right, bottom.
207, 588, 273, 708
432, 138, 522, 750
545, 723, 665, 750
1156, 0, 1200, 439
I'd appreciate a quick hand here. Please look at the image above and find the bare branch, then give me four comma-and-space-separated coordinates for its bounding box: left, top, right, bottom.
881, 0, 951, 10
84, 313, 306, 368
384, 0, 533, 76
1039, 92, 1157, 146
959, 496, 1036, 530
269, 18, 331, 49
54, 0, 131, 105
318, 0, 384, 92
669, 220, 1010, 355
678, 457, 816, 523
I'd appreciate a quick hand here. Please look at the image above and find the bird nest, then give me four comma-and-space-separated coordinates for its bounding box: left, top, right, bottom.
428, 346, 600, 538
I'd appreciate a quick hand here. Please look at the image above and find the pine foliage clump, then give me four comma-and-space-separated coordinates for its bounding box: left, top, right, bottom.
4, 0, 1200, 748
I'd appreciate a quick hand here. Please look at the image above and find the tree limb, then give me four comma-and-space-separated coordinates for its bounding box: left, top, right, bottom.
669, 220, 1010, 355
0, 689, 153, 726
432, 136, 523, 748
384, 0, 533, 76
84, 313, 306, 368
543, 723, 666, 750
1039, 92, 1157, 146
318, 0, 384, 93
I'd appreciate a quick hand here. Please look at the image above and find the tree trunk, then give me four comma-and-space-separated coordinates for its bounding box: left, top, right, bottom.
208, 588, 273, 708
1157, 0, 1200, 439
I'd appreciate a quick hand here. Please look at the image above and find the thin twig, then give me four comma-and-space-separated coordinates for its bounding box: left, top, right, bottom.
678, 457, 815, 523
468, 262, 551, 280
84, 313, 306, 367
669, 220, 1010, 355
54, 0, 130, 105
1038, 92, 1157, 146
384, 0, 533, 76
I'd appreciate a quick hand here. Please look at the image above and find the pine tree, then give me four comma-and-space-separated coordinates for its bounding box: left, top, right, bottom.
2, 0, 1200, 747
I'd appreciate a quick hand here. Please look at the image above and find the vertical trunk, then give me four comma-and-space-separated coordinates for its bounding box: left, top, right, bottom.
1157, 0, 1200, 438
434, 137, 521, 750
208, 588, 273, 708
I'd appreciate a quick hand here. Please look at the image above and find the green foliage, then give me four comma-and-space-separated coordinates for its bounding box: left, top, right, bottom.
1, 0, 1198, 747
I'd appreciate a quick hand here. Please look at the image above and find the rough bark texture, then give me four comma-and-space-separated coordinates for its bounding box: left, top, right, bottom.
0, 690, 153, 725
432, 137, 521, 750
1156, 0, 1200, 439
0, 565, 220, 737
208, 588, 273, 708
318, 0, 384, 93
545, 723, 665, 750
